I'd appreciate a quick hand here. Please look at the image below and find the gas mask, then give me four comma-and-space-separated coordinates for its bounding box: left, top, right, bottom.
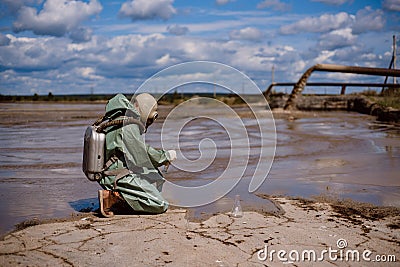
135, 93, 159, 130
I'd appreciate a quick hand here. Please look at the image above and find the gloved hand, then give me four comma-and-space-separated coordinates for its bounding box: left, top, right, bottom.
167, 150, 177, 162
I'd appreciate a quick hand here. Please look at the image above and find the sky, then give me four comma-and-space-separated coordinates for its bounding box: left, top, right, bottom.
0, 0, 399, 95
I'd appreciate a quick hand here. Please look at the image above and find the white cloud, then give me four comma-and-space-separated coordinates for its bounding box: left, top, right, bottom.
0, 0, 38, 15
69, 27, 93, 43
280, 12, 352, 34
0, 32, 308, 93
323, 72, 365, 83
257, 0, 291, 11
215, 0, 234, 6
279, 7, 386, 37
12, 0, 102, 37
1, 2, 393, 96
311, 0, 351, 5
313, 50, 336, 64
97, 34, 168, 69
0, 33, 11, 46
328, 45, 390, 69
383, 0, 400, 12
361, 53, 377, 61
229, 27, 264, 41
184, 20, 245, 34
156, 53, 176, 66
75, 67, 103, 80
318, 28, 357, 50
1, 35, 70, 70
119, 0, 176, 21
0, 10, 391, 96
167, 25, 189, 36
352, 7, 385, 34
100, 12, 293, 36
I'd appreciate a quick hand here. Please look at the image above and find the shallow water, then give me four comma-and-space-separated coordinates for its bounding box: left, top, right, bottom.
0, 102, 399, 236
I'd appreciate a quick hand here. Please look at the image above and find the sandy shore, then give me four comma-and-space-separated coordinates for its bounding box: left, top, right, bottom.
0, 196, 398, 267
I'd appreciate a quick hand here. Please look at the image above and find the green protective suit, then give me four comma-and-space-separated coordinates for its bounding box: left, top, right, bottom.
99, 94, 170, 214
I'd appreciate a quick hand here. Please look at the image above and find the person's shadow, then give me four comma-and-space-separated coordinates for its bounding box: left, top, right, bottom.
69, 196, 163, 216
69, 198, 98, 213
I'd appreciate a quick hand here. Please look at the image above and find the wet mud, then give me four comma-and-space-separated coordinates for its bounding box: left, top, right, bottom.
0, 102, 399, 237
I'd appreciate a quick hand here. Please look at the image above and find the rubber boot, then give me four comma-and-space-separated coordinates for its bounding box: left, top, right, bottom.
98, 190, 128, 217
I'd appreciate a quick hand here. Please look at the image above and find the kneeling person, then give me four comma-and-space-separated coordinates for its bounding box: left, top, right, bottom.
98, 93, 176, 217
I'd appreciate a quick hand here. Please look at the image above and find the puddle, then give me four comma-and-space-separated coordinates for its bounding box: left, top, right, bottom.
0, 103, 399, 236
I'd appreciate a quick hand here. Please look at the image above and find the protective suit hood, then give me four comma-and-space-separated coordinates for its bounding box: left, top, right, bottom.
105, 94, 141, 120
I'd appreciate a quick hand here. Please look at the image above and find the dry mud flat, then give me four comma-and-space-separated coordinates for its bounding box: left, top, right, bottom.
0, 196, 399, 267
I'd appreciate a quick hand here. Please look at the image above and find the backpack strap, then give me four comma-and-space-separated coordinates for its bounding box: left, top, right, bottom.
102, 154, 144, 190
105, 168, 131, 190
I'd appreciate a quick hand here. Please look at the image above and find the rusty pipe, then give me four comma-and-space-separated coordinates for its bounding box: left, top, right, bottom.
284, 64, 400, 110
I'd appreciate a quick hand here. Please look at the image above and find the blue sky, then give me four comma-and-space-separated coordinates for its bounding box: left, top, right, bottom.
0, 0, 399, 95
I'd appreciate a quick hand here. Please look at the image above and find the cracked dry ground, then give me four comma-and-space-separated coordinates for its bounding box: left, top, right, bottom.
0, 197, 399, 267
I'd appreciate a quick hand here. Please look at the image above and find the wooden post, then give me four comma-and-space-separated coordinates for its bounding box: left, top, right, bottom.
340, 84, 346, 95
394, 35, 397, 85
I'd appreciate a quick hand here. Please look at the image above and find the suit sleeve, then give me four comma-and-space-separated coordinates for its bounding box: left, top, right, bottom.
146, 144, 169, 168
121, 123, 169, 169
